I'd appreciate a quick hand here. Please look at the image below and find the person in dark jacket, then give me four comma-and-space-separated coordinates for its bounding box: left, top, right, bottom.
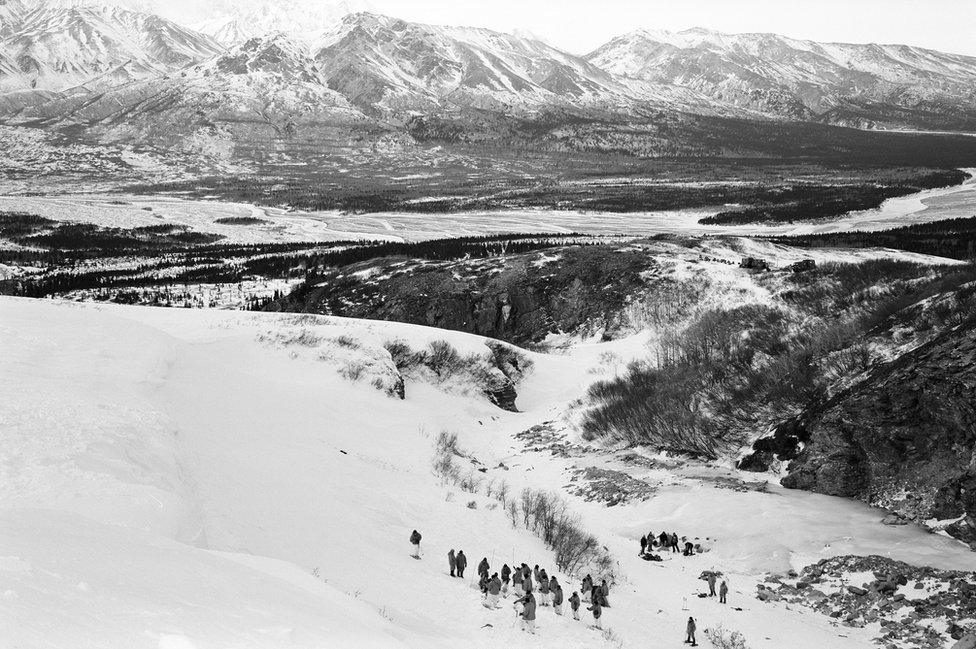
569, 591, 581, 620
501, 564, 511, 595
707, 572, 717, 597
538, 570, 550, 606
581, 575, 593, 602
685, 616, 697, 645
409, 530, 422, 558
599, 579, 610, 607
448, 549, 457, 577
518, 592, 537, 634
587, 598, 603, 629
455, 550, 467, 578
487, 573, 502, 608
659, 532, 669, 548
670, 533, 680, 553
523, 569, 534, 596
719, 580, 728, 604
479, 572, 489, 597
513, 564, 524, 593
478, 557, 490, 579
552, 583, 564, 615
683, 541, 695, 557
533, 565, 541, 583
640, 535, 647, 555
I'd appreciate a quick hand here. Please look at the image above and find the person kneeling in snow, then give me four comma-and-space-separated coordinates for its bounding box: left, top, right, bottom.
518, 591, 537, 634
409, 530, 422, 558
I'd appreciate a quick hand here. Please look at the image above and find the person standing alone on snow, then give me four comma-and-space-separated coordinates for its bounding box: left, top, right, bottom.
448, 549, 457, 577
640, 535, 647, 555
685, 616, 697, 646
409, 530, 422, 558
455, 550, 467, 578
719, 580, 728, 604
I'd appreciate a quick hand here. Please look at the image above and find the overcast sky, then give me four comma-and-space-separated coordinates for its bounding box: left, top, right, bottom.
365, 0, 976, 56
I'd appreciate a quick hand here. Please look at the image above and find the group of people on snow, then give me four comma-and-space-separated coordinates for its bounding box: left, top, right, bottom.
639, 530, 709, 559
412, 527, 728, 643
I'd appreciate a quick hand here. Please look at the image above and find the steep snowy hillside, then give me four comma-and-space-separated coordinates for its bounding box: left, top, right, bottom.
587, 28, 976, 130
0, 3, 223, 91
5, 32, 365, 158
3, 296, 975, 648
311, 12, 719, 115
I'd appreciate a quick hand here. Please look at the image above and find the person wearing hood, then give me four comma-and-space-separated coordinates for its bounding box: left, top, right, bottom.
538, 569, 550, 606
447, 549, 457, 577
685, 616, 697, 646
478, 557, 490, 579
409, 530, 422, 558
522, 567, 534, 596
581, 575, 593, 602
552, 582, 564, 615
600, 579, 610, 607
513, 564, 524, 594
518, 591, 537, 634
719, 580, 728, 604
455, 550, 467, 578
501, 563, 512, 596
587, 598, 603, 629
487, 573, 502, 608
707, 572, 717, 597
533, 564, 541, 583
640, 535, 647, 556
569, 591, 581, 620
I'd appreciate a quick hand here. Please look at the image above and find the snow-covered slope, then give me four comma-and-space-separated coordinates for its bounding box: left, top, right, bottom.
0, 3, 223, 91
587, 28, 976, 129
3, 296, 974, 648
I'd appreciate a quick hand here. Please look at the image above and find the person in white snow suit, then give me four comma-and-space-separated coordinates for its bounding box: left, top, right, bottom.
552, 583, 564, 615
569, 591, 581, 620
501, 564, 511, 595
448, 549, 457, 577
518, 592, 537, 634
487, 573, 502, 608
719, 580, 728, 604
685, 616, 697, 646
587, 598, 603, 629
409, 530, 422, 558
455, 550, 467, 578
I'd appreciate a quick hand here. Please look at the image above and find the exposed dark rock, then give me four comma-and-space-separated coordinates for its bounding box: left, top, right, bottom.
780, 319, 976, 545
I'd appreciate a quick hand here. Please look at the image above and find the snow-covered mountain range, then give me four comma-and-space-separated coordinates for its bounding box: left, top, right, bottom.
2, 2, 976, 151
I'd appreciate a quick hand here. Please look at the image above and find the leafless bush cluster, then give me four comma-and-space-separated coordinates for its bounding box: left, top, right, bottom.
705, 624, 751, 649
430, 433, 615, 581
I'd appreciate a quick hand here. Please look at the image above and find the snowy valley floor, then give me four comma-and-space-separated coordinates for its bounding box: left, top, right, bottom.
2, 297, 975, 649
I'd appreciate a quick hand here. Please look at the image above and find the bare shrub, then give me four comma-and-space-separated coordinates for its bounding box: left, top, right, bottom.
426, 340, 464, 378
338, 361, 365, 382
705, 624, 751, 649
332, 335, 359, 349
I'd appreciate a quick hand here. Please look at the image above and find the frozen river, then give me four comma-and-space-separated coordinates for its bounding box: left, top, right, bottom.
1, 168, 974, 243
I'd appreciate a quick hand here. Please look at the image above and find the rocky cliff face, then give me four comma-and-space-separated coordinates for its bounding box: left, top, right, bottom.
781, 318, 976, 546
